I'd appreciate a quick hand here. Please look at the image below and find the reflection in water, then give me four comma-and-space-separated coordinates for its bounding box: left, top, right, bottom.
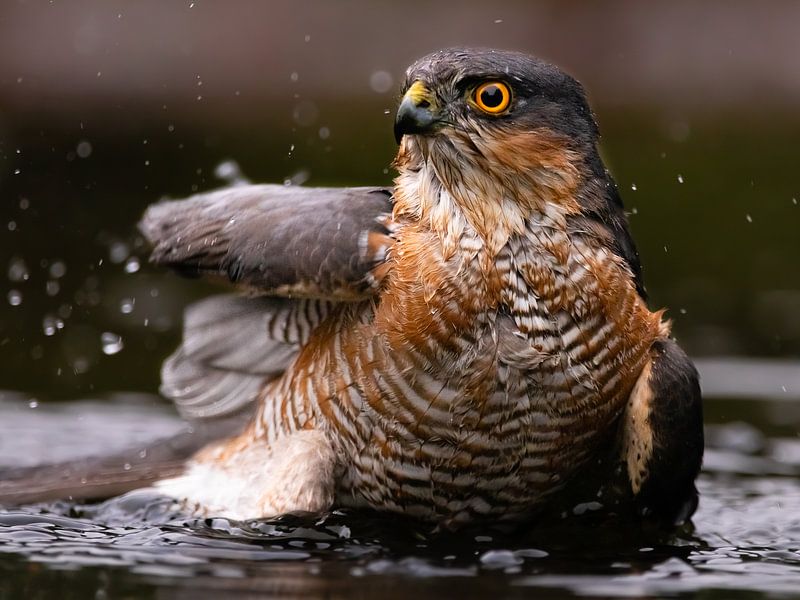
1, 391, 800, 598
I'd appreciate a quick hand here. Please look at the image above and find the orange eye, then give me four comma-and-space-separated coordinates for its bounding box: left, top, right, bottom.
473, 81, 511, 114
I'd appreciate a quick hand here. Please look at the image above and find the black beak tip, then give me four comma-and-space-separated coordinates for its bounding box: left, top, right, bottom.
393, 98, 437, 145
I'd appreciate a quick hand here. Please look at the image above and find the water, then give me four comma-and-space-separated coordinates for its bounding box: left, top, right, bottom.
1, 384, 800, 598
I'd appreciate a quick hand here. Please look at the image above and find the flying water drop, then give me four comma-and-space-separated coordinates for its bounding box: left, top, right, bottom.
101, 332, 124, 355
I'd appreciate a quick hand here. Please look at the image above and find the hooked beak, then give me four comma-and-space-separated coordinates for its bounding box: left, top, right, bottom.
394, 81, 440, 144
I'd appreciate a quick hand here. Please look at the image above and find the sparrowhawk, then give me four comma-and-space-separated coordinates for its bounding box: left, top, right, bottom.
0, 48, 704, 528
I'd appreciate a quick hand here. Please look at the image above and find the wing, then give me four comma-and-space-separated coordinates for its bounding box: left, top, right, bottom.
161, 294, 333, 420
622, 338, 704, 525
139, 185, 395, 300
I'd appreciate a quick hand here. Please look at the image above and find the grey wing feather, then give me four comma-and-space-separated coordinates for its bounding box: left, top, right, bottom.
139, 184, 394, 299
162, 294, 333, 420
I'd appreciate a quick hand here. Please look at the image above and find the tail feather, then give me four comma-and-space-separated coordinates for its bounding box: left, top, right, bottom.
0, 419, 241, 507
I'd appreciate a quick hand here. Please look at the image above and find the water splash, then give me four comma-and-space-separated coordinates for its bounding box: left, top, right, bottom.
100, 332, 124, 355
7, 290, 22, 306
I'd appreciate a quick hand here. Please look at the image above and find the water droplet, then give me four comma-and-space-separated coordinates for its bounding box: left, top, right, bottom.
8, 258, 30, 282
494, 18, 503, 23
46, 280, 60, 296
793, 197, 798, 205
49, 260, 67, 279
124, 257, 140, 273
119, 298, 135, 314
630, 183, 637, 191
28, 399, 38, 409
292, 100, 319, 127
480, 549, 522, 568
290, 72, 299, 83
123, 462, 132, 471
304, 34, 311, 42
7, 289, 22, 306
42, 315, 60, 336
745, 214, 753, 223
19, 198, 30, 210
13, 168, 20, 175
318, 126, 330, 140
101, 332, 124, 355
8, 221, 17, 231
76, 140, 92, 158
677, 175, 684, 184
109, 242, 129, 264
680, 308, 687, 315
369, 71, 394, 94
286, 169, 310, 186
72, 357, 90, 374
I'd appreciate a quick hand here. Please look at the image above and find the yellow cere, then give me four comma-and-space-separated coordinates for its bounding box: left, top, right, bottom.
406, 81, 432, 106
473, 81, 511, 114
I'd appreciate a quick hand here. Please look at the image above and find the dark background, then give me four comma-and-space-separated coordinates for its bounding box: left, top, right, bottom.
1, 0, 798, 399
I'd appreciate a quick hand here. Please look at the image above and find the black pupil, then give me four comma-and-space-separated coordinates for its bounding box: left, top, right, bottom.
480, 85, 503, 108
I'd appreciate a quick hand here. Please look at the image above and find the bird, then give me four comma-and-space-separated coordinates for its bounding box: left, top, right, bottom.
0, 48, 703, 528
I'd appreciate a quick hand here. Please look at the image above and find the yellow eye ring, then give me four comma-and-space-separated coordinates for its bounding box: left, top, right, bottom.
473, 81, 511, 114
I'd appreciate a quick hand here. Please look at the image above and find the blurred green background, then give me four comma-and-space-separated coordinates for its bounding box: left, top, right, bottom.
0, 0, 798, 398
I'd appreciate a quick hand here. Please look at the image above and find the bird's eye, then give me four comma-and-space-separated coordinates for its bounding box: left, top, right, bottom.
472, 81, 511, 114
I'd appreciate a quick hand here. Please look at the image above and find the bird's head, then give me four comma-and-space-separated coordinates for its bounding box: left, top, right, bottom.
394, 48, 598, 146
392, 48, 644, 296
393, 48, 604, 239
